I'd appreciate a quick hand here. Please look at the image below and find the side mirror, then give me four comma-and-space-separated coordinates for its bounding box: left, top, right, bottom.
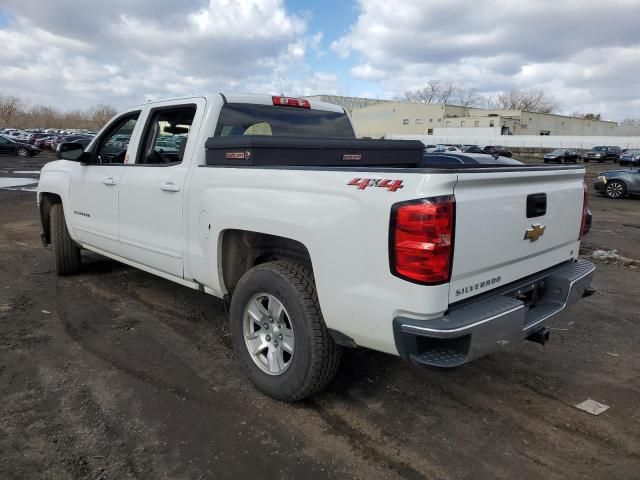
57, 142, 87, 161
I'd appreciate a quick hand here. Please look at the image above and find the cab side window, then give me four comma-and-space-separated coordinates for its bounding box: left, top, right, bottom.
137, 105, 196, 165
95, 113, 140, 164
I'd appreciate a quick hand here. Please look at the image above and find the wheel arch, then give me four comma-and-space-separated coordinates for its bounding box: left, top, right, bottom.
219, 229, 313, 294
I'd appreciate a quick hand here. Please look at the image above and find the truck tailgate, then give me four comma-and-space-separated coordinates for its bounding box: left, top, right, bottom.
449, 167, 585, 303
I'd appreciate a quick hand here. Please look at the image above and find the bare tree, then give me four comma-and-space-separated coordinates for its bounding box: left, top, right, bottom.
0, 95, 22, 126
457, 87, 482, 110
572, 112, 601, 120
404, 80, 443, 104
404, 80, 481, 107
437, 81, 457, 104
493, 88, 559, 113
88, 104, 117, 129
0, 95, 118, 129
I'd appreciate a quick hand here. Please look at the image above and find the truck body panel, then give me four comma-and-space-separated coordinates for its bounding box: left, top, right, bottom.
38, 93, 594, 361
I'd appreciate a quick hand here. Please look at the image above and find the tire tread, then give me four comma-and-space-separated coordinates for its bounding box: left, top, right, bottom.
50, 203, 81, 275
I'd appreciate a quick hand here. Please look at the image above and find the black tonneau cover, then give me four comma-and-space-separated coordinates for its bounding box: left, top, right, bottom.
205, 136, 424, 167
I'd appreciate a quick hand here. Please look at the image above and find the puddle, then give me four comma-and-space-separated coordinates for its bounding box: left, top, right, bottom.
0, 177, 39, 190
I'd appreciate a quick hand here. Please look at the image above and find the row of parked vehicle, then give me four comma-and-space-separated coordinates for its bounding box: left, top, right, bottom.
552, 145, 640, 165
424, 144, 514, 157
547, 146, 640, 165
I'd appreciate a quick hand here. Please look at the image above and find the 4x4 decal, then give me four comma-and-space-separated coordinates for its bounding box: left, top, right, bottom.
347, 178, 404, 192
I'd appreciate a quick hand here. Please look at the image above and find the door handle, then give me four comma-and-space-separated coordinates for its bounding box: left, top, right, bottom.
103, 177, 117, 186
161, 182, 180, 192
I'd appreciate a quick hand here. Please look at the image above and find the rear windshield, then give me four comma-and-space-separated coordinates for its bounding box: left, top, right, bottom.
214, 103, 355, 138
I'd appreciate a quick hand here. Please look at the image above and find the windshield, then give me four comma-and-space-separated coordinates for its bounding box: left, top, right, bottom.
550, 149, 565, 154
625, 149, 640, 154
214, 103, 355, 138
592, 146, 606, 151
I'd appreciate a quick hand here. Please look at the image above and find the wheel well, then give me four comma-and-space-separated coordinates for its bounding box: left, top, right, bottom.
39, 193, 62, 245
220, 230, 312, 293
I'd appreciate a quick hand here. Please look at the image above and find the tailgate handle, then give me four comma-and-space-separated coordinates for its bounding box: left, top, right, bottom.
527, 193, 547, 218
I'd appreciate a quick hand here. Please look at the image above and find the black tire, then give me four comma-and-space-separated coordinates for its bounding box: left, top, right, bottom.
16, 147, 29, 158
230, 260, 341, 401
50, 203, 81, 275
605, 180, 627, 199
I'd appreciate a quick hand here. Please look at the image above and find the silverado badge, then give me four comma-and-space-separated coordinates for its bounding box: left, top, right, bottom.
524, 224, 546, 242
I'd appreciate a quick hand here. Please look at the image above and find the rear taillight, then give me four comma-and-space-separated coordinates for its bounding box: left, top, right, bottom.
272, 96, 310, 108
390, 195, 455, 285
579, 183, 588, 239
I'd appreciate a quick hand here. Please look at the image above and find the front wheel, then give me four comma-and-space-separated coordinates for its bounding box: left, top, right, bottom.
50, 203, 81, 275
230, 260, 341, 401
605, 180, 626, 199
16, 147, 29, 158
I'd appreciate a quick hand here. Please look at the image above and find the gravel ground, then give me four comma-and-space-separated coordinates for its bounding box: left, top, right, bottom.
1, 154, 639, 479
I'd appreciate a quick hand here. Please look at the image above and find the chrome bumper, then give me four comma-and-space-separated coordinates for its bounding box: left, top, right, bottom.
393, 260, 596, 368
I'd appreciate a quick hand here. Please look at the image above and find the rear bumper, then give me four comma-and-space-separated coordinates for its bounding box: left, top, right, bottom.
393, 259, 596, 368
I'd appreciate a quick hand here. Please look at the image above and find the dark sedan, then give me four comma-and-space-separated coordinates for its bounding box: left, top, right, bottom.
543, 149, 580, 163
618, 149, 640, 167
462, 145, 484, 154
0, 135, 41, 157
594, 168, 640, 199
482, 145, 513, 158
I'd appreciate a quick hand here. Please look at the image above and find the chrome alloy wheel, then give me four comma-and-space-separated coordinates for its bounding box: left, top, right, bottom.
606, 181, 624, 198
243, 293, 295, 375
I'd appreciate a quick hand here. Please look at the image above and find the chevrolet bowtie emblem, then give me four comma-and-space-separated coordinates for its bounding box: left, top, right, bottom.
524, 224, 546, 242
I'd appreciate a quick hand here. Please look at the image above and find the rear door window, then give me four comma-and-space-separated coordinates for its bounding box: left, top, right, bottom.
214, 103, 354, 138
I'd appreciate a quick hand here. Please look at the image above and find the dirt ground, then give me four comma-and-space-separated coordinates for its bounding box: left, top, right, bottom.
1, 155, 639, 479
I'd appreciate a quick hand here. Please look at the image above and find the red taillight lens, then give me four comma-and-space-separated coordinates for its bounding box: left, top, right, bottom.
390, 196, 455, 284
579, 182, 588, 239
272, 96, 311, 108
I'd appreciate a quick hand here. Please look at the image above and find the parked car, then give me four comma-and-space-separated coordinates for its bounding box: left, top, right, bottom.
35, 136, 54, 149
583, 146, 621, 163
39, 93, 595, 401
425, 144, 461, 153
618, 149, 640, 167
0, 134, 41, 157
543, 149, 580, 164
51, 135, 93, 152
26, 132, 50, 144
482, 145, 513, 158
462, 145, 484, 154
594, 168, 640, 199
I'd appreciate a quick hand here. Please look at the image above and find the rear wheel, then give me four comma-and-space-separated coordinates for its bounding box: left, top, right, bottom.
17, 147, 29, 158
230, 260, 341, 401
50, 203, 81, 275
605, 180, 626, 199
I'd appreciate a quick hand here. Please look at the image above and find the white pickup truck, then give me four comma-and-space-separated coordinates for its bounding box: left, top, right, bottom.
37, 94, 595, 401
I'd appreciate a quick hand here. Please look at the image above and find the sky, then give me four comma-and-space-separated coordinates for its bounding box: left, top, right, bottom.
1, 0, 639, 121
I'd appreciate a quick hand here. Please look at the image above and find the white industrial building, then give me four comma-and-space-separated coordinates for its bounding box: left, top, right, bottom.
305, 95, 639, 139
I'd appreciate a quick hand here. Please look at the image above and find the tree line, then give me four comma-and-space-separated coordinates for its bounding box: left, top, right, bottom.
0, 94, 117, 130
401, 81, 560, 114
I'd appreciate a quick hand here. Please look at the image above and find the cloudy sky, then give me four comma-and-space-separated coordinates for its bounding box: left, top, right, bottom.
1, 0, 639, 120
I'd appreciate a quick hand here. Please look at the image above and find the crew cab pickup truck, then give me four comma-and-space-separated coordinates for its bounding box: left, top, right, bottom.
37, 94, 595, 401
